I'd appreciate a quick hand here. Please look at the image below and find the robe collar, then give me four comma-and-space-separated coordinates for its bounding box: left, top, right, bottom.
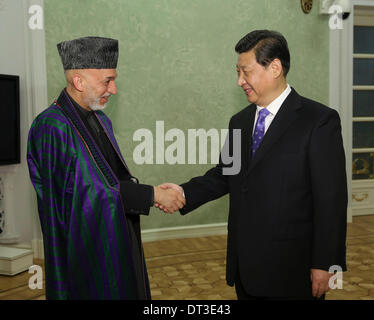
54, 89, 121, 188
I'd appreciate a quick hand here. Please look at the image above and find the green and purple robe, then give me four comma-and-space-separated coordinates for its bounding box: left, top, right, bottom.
27, 90, 150, 299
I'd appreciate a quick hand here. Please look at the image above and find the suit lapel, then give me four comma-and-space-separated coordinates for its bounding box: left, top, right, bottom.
247, 88, 302, 175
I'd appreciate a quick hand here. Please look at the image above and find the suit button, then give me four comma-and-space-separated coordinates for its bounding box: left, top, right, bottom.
242, 186, 248, 193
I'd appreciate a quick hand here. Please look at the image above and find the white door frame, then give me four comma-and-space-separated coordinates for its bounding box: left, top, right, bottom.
22, 0, 48, 257
330, 0, 374, 222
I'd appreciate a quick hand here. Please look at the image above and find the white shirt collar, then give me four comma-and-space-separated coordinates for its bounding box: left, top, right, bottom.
256, 84, 291, 116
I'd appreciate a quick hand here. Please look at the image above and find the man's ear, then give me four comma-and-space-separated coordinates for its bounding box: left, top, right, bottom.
71, 73, 84, 92
270, 58, 283, 79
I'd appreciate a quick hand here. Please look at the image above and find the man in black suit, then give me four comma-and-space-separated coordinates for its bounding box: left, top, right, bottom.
157, 30, 347, 300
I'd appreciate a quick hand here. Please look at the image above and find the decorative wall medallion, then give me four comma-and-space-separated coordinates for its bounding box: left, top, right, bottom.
352, 153, 374, 180
352, 158, 370, 175
301, 0, 313, 14
352, 193, 369, 202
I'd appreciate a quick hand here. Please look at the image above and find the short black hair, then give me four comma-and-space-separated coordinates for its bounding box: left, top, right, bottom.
235, 30, 290, 77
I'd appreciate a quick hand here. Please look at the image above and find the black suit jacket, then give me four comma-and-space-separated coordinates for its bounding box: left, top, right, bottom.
180, 88, 347, 298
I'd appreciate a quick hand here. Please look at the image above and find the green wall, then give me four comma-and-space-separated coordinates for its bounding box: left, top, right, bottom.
44, 0, 329, 230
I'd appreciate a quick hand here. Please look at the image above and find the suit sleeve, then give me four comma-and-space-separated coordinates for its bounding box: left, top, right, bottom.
119, 180, 154, 215
309, 109, 348, 271
180, 119, 234, 214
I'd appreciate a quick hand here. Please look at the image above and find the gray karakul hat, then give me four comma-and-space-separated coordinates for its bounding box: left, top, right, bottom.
57, 36, 118, 70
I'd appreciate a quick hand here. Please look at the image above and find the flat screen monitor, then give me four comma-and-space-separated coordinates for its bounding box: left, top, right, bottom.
0, 74, 20, 165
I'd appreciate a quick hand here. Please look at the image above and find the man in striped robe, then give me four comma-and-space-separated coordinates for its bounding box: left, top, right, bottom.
27, 36, 185, 299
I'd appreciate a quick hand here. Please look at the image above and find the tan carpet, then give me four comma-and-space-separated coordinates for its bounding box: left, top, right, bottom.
1, 215, 373, 300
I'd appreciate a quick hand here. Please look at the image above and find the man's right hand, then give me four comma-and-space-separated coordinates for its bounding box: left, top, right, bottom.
153, 185, 185, 213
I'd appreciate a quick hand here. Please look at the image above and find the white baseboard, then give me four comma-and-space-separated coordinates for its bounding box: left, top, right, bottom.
141, 223, 228, 243
347, 207, 353, 223
31, 223, 228, 260
352, 206, 374, 218
0, 246, 34, 276
31, 239, 44, 260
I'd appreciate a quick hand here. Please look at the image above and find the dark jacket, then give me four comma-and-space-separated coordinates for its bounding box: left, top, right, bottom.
180, 88, 347, 298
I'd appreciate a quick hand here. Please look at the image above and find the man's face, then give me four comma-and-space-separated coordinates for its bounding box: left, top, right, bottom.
236, 50, 276, 107
82, 69, 117, 110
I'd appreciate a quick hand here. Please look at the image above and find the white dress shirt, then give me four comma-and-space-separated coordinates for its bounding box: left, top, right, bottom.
252, 84, 291, 135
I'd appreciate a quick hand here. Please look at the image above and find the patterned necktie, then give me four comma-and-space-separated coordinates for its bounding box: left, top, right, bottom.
251, 108, 270, 158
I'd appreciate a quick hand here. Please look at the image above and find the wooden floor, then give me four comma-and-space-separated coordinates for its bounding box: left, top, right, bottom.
1, 215, 374, 300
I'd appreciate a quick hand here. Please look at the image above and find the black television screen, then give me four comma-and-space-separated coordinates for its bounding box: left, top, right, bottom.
0, 74, 20, 165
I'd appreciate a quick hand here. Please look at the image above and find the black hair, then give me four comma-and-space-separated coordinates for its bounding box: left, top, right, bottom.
235, 30, 290, 77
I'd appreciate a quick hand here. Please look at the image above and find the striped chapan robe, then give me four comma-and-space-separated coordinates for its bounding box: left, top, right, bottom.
27, 89, 151, 299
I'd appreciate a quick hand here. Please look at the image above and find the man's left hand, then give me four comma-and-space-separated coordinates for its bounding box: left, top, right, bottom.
310, 268, 332, 298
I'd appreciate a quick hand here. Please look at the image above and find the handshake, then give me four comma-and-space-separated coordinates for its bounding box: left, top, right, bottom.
153, 183, 185, 214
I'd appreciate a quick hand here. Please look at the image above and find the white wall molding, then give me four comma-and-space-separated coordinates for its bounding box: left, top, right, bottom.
22, 0, 47, 244
347, 207, 353, 223
22, 0, 48, 120
31, 238, 44, 260
329, 5, 354, 223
